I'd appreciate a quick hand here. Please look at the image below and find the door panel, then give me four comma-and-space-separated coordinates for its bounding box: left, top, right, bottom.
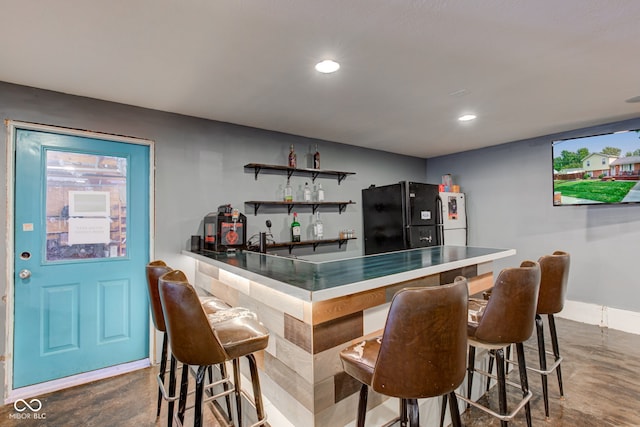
13, 126, 150, 389
43, 283, 79, 352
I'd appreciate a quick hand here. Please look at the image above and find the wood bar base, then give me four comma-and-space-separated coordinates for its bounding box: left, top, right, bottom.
184, 247, 513, 426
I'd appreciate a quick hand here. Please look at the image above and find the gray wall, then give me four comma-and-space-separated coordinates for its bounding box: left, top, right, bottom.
0, 81, 426, 399
426, 118, 640, 313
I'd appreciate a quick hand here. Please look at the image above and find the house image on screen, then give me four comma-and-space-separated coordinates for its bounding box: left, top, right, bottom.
582, 153, 617, 178
610, 156, 640, 178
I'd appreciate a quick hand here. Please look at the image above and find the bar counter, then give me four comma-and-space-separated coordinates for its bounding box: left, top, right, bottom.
183, 245, 515, 426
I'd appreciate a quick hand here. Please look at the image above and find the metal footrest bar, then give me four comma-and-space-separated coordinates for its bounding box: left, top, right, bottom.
172, 380, 237, 427
238, 389, 268, 427
168, 374, 268, 427
474, 367, 526, 391
502, 352, 563, 376
455, 389, 532, 422
461, 364, 533, 422
157, 363, 193, 403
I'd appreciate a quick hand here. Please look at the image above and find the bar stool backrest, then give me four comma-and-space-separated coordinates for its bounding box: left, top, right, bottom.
146, 260, 172, 332
537, 251, 570, 315
159, 270, 229, 367
372, 277, 469, 399
475, 261, 541, 345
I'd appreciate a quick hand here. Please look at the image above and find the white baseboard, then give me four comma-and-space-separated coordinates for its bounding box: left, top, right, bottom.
5, 359, 150, 404
558, 300, 640, 335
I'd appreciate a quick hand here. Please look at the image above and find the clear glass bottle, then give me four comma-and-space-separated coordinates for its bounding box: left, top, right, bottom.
313, 144, 320, 169
303, 182, 312, 201
291, 212, 301, 242
313, 211, 324, 239
284, 178, 293, 202
316, 183, 325, 202
288, 144, 297, 168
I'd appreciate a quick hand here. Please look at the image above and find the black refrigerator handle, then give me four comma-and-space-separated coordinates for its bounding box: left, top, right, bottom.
436, 195, 444, 245
402, 181, 411, 248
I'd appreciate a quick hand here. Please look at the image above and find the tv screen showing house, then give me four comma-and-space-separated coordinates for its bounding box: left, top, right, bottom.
552, 128, 640, 206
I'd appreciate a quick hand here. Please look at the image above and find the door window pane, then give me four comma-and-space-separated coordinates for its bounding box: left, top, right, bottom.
45, 150, 127, 261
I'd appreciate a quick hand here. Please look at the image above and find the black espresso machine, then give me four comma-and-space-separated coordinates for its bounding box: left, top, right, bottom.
203, 204, 247, 251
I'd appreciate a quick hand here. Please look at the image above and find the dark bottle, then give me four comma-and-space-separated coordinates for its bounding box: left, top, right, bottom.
313, 144, 320, 169
288, 145, 297, 168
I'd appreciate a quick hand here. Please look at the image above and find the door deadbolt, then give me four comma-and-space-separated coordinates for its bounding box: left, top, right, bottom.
19, 269, 31, 279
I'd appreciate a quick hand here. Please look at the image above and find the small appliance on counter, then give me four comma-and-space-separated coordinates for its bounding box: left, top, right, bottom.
203, 204, 247, 252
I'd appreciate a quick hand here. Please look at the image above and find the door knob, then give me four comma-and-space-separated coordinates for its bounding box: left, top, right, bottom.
19, 269, 31, 279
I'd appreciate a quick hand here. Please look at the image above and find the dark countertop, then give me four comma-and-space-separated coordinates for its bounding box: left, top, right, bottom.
184, 246, 515, 301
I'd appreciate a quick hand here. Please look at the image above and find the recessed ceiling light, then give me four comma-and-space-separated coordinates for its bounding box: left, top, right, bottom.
458, 114, 477, 122
315, 59, 340, 74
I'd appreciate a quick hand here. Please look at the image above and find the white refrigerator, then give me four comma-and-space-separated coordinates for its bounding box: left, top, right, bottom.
439, 192, 467, 245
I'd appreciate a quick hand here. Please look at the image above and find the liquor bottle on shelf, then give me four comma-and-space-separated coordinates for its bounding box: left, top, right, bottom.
313, 144, 320, 169
303, 182, 312, 201
313, 211, 324, 239
284, 178, 293, 202
288, 144, 297, 168
316, 183, 325, 202
291, 212, 301, 242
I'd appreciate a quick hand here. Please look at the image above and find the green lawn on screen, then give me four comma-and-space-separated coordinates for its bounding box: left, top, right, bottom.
554, 180, 637, 203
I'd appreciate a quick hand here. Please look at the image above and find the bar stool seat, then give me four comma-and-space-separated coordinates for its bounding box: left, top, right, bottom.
340, 278, 469, 427
159, 270, 269, 427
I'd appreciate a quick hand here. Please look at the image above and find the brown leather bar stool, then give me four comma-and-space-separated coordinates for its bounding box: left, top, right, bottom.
453, 260, 541, 427
146, 261, 239, 424
481, 251, 570, 420
532, 250, 570, 419
159, 269, 269, 427
340, 278, 469, 427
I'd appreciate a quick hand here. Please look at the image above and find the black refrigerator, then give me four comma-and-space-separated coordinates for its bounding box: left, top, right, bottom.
362, 181, 442, 255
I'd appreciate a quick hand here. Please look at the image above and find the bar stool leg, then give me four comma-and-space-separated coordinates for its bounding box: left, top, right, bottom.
194, 366, 207, 427
219, 363, 233, 420
407, 398, 419, 427
535, 314, 550, 418
356, 384, 368, 427
246, 354, 266, 425
167, 355, 178, 427
516, 343, 532, 427
448, 391, 462, 427
232, 359, 243, 427
439, 394, 447, 427
466, 345, 476, 409
495, 348, 507, 427
158, 332, 168, 417
400, 398, 409, 427
486, 350, 494, 392
548, 314, 564, 398
177, 362, 189, 425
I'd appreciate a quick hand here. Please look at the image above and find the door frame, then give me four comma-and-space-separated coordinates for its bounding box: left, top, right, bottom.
3, 120, 156, 403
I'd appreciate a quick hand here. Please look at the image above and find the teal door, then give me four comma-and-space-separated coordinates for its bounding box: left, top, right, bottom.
13, 125, 150, 388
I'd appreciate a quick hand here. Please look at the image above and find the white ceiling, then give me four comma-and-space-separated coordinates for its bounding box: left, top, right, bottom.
2, 0, 640, 158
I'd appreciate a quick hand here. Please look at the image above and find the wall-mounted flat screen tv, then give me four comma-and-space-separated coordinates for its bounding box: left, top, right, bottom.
552, 128, 640, 206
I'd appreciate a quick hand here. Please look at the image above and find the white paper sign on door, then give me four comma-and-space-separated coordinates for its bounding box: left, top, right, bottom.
68, 217, 111, 245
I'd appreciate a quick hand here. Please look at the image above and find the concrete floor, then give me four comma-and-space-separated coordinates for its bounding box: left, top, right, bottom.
1, 317, 639, 426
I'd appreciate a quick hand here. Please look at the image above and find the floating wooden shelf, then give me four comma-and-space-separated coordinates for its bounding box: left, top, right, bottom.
244, 163, 355, 184
244, 200, 355, 215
